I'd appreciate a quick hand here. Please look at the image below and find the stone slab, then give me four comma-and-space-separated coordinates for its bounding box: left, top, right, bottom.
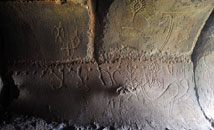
9, 60, 211, 129
0, 1, 89, 64
100, 0, 214, 61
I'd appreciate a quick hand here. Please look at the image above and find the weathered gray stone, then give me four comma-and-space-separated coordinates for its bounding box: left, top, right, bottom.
0, 77, 3, 94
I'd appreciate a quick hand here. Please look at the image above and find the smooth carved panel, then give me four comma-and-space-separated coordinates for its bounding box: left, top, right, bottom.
0, 2, 89, 63
101, 0, 214, 59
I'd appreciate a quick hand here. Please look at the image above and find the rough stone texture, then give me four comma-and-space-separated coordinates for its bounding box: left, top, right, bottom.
0, 111, 129, 130
193, 11, 214, 123
99, 0, 214, 61
0, 111, 67, 130
0, 0, 214, 130
0, 1, 89, 63
7, 60, 211, 129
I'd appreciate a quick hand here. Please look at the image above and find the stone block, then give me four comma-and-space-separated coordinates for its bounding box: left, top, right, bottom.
100, 0, 214, 61
193, 11, 214, 121
0, 1, 89, 64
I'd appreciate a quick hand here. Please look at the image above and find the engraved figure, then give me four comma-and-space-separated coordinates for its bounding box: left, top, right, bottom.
53, 21, 65, 45
160, 15, 173, 50
116, 63, 141, 102
61, 30, 80, 58
141, 62, 166, 101
130, 0, 146, 22
51, 68, 65, 89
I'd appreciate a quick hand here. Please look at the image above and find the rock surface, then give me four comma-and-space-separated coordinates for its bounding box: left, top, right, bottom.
0, 0, 214, 130
99, 0, 214, 61
0, 77, 2, 94
0, 1, 89, 63
193, 11, 214, 123
0, 111, 130, 130
8, 60, 211, 129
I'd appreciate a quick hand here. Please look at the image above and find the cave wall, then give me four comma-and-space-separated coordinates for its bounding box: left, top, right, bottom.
0, 0, 214, 129
193, 11, 214, 124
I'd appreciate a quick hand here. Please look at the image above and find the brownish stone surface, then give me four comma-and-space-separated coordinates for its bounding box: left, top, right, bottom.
99, 0, 213, 61
0, 1, 89, 63
0, 0, 214, 129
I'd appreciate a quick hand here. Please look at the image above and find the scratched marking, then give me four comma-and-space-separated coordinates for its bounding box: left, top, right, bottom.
61, 29, 80, 58
167, 64, 173, 76
101, 69, 113, 87
160, 15, 173, 50
53, 21, 65, 45
130, 0, 146, 22
116, 63, 142, 102
52, 70, 64, 89
40, 68, 49, 78
169, 79, 189, 116
142, 79, 168, 101
76, 65, 83, 88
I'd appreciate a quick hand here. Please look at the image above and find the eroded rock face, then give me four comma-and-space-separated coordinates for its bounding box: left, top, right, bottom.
0, 0, 214, 129
193, 11, 214, 122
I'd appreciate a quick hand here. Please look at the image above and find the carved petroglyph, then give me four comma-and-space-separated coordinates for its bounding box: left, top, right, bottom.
102, 0, 212, 61
100, 66, 121, 88
51, 69, 65, 89
40, 68, 50, 78
53, 21, 65, 45
61, 43, 72, 57
66, 65, 89, 89
167, 64, 174, 76
76, 65, 83, 88
100, 69, 113, 87
143, 62, 162, 88
115, 63, 142, 102
61, 29, 81, 58
130, 0, 146, 22
135, 62, 190, 115
142, 78, 165, 101
160, 15, 173, 50
124, 63, 141, 92
169, 79, 189, 116
39, 67, 65, 89
120, 4, 174, 52
130, 0, 156, 23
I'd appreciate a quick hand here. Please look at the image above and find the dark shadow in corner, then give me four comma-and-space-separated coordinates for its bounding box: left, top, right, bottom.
191, 10, 214, 66
0, 30, 19, 108
94, 0, 114, 63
